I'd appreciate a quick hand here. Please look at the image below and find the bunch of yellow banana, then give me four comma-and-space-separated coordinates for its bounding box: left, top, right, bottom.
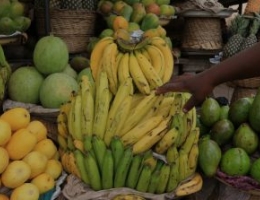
90, 36, 174, 95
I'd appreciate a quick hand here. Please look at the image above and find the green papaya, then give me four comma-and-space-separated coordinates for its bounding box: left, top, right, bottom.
140, 13, 159, 31
130, 3, 146, 24
249, 87, 260, 132
120, 4, 133, 21
0, 17, 16, 35
0, 0, 11, 18
198, 136, 222, 177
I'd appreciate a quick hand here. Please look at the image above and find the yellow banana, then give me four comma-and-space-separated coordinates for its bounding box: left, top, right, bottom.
105, 94, 133, 145
121, 115, 164, 147
154, 127, 179, 155
93, 71, 110, 139
129, 51, 150, 95
57, 111, 68, 138
105, 77, 133, 142
132, 117, 171, 155
80, 75, 95, 100
90, 36, 114, 80
145, 44, 165, 79
130, 92, 145, 110
134, 50, 163, 89
178, 150, 190, 182
180, 127, 200, 154
149, 36, 174, 83
171, 112, 188, 148
57, 134, 67, 150
118, 52, 130, 85
175, 173, 203, 197
101, 42, 119, 95
120, 91, 158, 136
166, 144, 179, 165
67, 151, 81, 178
140, 48, 152, 63
81, 88, 94, 137
187, 144, 199, 174
73, 139, 84, 152
154, 95, 175, 118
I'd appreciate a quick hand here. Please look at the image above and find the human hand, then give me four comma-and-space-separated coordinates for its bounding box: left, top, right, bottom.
155, 73, 214, 112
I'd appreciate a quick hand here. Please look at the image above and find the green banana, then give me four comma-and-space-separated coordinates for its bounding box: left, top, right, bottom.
171, 112, 187, 147
84, 151, 102, 191
178, 150, 190, 182
110, 137, 125, 172
101, 149, 114, 189
92, 136, 107, 171
166, 157, 180, 193
135, 164, 152, 193
114, 147, 133, 188
166, 145, 179, 165
156, 164, 171, 194
74, 149, 90, 184
147, 160, 164, 193
180, 128, 200, 154
83, 135, 93, 152
126, 154, 143, 189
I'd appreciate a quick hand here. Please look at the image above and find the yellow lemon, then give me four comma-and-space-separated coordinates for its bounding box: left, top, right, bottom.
26, 120, 47, 142
33, 139, 57, 159
31, 173, 55, 194
0, 108, 30, 132
10, 183, 39, 200
1, 160, 31, 189
44, 159, 62, 180
0, 147, 9, 174
22, 151, 48, 179
0, 119, 12, 146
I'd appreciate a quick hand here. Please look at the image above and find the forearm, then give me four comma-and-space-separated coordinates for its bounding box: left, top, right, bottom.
199, 42, 260, 87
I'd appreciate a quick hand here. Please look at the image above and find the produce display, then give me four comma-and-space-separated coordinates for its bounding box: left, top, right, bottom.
197, 94, 260, 191
0, 107, 63, 199
0, 0, 31, 35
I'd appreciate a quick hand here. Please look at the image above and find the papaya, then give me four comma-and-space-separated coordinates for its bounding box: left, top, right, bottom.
140, 13, 159, 31
198, 136, 222, 177
120, 4, 133, 21
130, 3, 146, 24
249, 87, 260, 132
0, 0, 11, 18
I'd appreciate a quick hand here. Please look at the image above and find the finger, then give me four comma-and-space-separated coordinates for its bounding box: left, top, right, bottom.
182, 95, 199, 113
155, 82, 187, 95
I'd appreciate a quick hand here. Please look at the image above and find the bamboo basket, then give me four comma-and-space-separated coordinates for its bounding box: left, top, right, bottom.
232, 77, 260, 89
34, 9, 97, 53
230, 87, 257, 104
181, 17, 223, 51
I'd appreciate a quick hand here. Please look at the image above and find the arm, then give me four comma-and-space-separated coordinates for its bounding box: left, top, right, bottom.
156, 42, 260, 112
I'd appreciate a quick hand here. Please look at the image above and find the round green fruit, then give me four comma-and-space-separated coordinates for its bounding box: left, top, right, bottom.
33, 35, 69, 75
220, 147, 251, 176
7, 66, 44, 104
39, 73, 79, 108
250, 158, 260, 183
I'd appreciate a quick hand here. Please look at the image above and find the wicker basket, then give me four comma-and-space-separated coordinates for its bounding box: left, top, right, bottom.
232, 77, 260, 89
34, 9, 97, 53
230, 87, 257, 104
181, 17, 223, 51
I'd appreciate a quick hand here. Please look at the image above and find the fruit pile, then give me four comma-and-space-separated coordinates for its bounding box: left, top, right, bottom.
56, 65, 203, 196
0, 107, 62, 199
197, 94, 260, 191
90, 36, 173, 95
0, 0, 31, 35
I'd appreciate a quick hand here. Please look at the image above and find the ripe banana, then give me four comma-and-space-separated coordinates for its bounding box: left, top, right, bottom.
120, 91, 158, 136
155, 127, 179, 155
175, 173, 203, 197
67, 151, 81, 178
72, 94, 83, 141
57, 134, 67, 150
92, 136, 107, 171
73, 139, 84, 152
140, 48, 152, 63
178, 150, 190, 182
101, 42, 119, 95
156, 164, 171, 194
93, 71, 110, 139
90, 36, 114, 80
187, 144, 199, 175
147, 160, 164, 193
167, 157, 180, 193
74, 149, 90, 184
149, 36, 174, 83
110, 137, 125, 172
118, 52, 130, 85
170, 93, 184, 115
154, 95, 175, 118
126, 154, 143, 189
132, 117, 170, 155
101, 149, 114, 189
121, 115, 164, 147
135, 164, 152, 193
57, 111, 68, 138
145, 44, 165, 79
180, 127, 200, 154
84, 150, 102, 191
80, 74, 95, 98
129, 51, 150, 95
171, 112, 187, 148
114, 147, 133, 188
134, 50, 163, 89
81, 88, 94, 137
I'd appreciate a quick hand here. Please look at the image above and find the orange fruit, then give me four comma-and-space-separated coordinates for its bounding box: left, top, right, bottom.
0, 119, 12, 146
26, 120, 47, 142
113, 16, 129, 31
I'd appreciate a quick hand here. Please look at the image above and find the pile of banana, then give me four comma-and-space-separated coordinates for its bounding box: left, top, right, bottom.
57, 65, 203, 196
90, 36, 174, 95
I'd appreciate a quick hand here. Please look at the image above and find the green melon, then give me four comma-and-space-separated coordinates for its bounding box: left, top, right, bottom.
39, 73, 79, 108
33, 35, 69, 75
7, 66, 44, 104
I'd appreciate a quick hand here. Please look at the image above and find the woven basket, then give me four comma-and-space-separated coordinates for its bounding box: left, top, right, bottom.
181, 17, 223, 51
34, 9, 97, 53
231, 87, 257, 104
232, 77, 260, 89
244, 0, 260, 15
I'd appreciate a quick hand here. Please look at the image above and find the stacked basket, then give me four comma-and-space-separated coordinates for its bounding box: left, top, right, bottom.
34, 0, 98, 53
